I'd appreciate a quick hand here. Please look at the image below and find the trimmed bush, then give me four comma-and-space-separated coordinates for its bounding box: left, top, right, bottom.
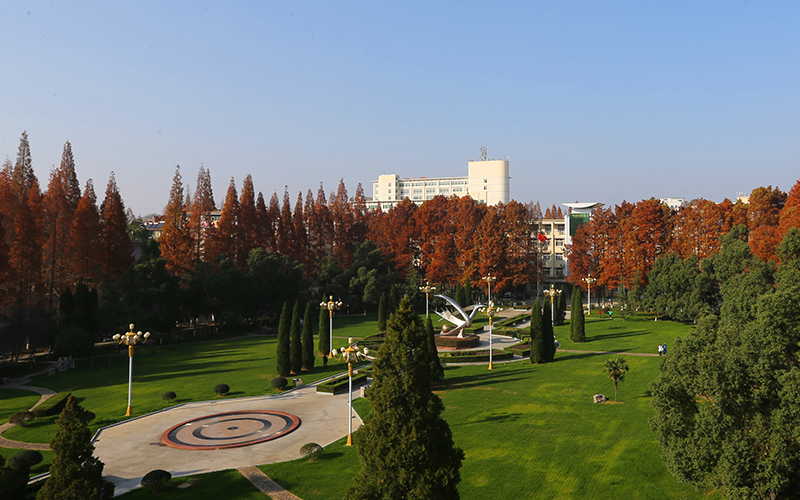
9, 410, 35, 427
142, 469, 172, 496
53, 326, 95, 358
434, 334, 480, 349
316, 373, 369, 394
7, 449, 43, 470
438, 350, 513, 364
162, 391, 177, 402
32, 392, 71, 418
299, 442, 323, 460
270, 376, 288, 390
213, 384, 230, 396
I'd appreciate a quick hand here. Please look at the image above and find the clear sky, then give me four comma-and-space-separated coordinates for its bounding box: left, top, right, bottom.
2, 1, 798, 216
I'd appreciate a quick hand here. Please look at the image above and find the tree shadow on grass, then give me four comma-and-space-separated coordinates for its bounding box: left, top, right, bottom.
317, 451, 344, 461
583, 329, 649, 342
470, 412, 524, 424
440, 371, 527, 390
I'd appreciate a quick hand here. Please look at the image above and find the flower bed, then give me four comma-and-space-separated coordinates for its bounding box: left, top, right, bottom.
504, 341, 531, 358
438, 350, 514, 364
434, 334, 481, 349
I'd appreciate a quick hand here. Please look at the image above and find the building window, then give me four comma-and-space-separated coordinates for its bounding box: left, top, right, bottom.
413, 189, 422, 194
426, 188, 436, 194
555, 268, 564, 277
555, 238, 564, 247
453, 187, 463, 192
440, 188, 449, 194
555, 254, 564, 261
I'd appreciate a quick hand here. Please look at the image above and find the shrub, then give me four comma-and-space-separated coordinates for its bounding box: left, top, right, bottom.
299, 442, 323, 460
162, 391, 176, 402
53, 326, 95, 358
34, 392, 71, 417
7, 449, 43, 470
141, 469, 172, 496
9, 410, 34, 427
270, 377, 288, 390
213, 384, 230, 396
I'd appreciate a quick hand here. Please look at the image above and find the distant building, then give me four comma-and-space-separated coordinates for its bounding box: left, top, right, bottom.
537, 218, 567, 281
562, 202, 604, 278
659, 197, 686, 211
367, 150, 510, 210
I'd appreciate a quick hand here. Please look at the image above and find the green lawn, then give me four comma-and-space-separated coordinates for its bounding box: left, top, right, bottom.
555, 314, 690, 355
116, 469, 265, 499
0, 388, 43, 421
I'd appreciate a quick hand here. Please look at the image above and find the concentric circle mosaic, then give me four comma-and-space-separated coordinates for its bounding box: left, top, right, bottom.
161, 410, 301, 450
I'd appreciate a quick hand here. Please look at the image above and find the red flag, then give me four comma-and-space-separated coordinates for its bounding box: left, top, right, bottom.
538, 232, 547, 243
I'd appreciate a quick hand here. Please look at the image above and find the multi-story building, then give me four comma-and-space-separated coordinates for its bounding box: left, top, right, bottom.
367, 152, 510, 210
536, 218, 567, 281
659, 197, 686, 211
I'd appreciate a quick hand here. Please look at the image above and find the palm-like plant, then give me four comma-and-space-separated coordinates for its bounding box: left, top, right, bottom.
603, 357, 629, 402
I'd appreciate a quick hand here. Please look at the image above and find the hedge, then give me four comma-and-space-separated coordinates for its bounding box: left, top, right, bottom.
32, 392, 71, 418
438, 351, 514, 364
316, 373, 369, 394
504, 342, 531, 358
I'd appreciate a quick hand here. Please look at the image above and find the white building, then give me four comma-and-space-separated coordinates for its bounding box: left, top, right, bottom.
659, 197, 686, 211
367, 154, 510, 210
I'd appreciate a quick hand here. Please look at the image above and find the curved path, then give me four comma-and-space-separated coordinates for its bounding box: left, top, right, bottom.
0, 369, 57, 451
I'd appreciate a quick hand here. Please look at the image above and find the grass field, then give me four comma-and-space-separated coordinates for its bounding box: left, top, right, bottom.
1, 311, 717, 498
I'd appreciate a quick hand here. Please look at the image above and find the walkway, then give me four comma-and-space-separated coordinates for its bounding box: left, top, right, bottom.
0, 369, 57, 451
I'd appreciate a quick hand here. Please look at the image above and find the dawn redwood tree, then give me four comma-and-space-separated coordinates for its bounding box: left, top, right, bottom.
255, 191, 272, 251
209, 178, 240, 266
189, 165, 215, 262
36, 396, 114, 500
9, 184, 44, 328
530, 298, 545, 364
277, 188, 294, 257
290, 301, 302, 374
346, 298, 463, 500
66, 180, 102, 285
99, 172, 133, 280
159, 167, 193, 275
476, 205, 507, 294
570, 287, 585, 342
276, 302, 290, 377
747, 185, 786, 263
238, 174, 258, 267
369, 198, 418, 276
330, 179, 354, 266
292, 192, 310, 276
301, 302, 315, 371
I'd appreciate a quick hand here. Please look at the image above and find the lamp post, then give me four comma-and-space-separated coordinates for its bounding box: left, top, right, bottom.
419, 282, 436, 318
332, 338, 369, 446
320, 296, 343, 357
482, 273, 497, 303
112, 324, 150, 416
583, 275, 597, 316
543, 284, 562, 326
482, 301, 502, 370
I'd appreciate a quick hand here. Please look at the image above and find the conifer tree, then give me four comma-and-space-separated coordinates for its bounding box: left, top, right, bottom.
555, 288, 568, 326
99, 172, 133, 280
542, 301, 556, 362
377, 293, 388, 332
36, 396, 114, 500
570, 288, 585, 342
290, 301, 302, 374
189, 165, 215, 261
346, 298, 463, 500
454, 285, 467, 308
425, 316, 445, 383
276, 302, 291, 377
238, 174, 258, 267
159, 166, 193, 275
318, 297, 329, 358
530, 298, 545, 364
464, 277, 472, 305
301, 302, 315, 371
67, 180, 102, 285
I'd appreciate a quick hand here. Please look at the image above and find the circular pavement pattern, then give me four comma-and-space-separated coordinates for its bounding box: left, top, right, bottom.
161, 410, 301, 450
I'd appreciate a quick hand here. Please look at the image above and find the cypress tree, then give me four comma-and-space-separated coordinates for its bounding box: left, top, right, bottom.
346, 298, 463, 499
378, 293, 388, 332
290, 301, 302, 374
454, 285, 467, 308
464, 278, 472, 306
425, 317, 445, 383
571, 288, 585, 343
555, 288, 568, 326
276, 302, 291, 377
542, 301, 556, 362
389, 285, 400, 314
302, 302, 315, 371
318, 296, 329, 357
530, 299, 545, 364
36, 396, 114, 500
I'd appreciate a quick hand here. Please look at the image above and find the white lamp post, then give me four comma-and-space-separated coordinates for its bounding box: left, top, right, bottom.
482, 273, 497, 303
419, 282, 436, 318
482, 301, 502, 370
320, 296, 343, 357
332, 337, 369, 446
112, 324, 150, 416
583, 275, 597, 316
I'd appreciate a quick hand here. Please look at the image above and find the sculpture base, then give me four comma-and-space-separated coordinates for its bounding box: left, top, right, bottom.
434, 334, 480, 350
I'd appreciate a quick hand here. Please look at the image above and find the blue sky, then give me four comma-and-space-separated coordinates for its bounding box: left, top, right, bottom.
2, 1, 798, 216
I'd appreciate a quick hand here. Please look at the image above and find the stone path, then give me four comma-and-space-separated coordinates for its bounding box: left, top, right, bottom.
238, 466, 303, 500
0, 368, 57, 451
559, 349, 659, 357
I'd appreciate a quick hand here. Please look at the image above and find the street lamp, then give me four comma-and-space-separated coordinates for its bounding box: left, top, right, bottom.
112, 324, 150, 416
332, 338, 369, 446
543, 284, 562, 326
419, 282, 437, 318
583, 275, 597, 316
481, 301, 502, 370
320, 296, 343, 358
482, 273, 497, 303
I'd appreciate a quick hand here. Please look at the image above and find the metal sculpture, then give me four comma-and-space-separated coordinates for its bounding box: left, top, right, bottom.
434, 294, 485, 338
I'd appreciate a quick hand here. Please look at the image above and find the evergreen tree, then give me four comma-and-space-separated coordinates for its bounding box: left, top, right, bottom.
36, 396, 114, 500
530, 298, 545, 364
159, 166, 193, 275
276, 302, 291, 377
301, 302, 315, 371
454, 284, 467, 308
99, 172, 133, 280
378, 293, 388, 332
542, 301, 555, 362
464, 277, 472, 306
425, 317, 445, 383
554, 288, 568, 326
346, 298, 463, 500
290, 301, 302, 374
570, 288, 585, 343
318, 296, 329, 358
